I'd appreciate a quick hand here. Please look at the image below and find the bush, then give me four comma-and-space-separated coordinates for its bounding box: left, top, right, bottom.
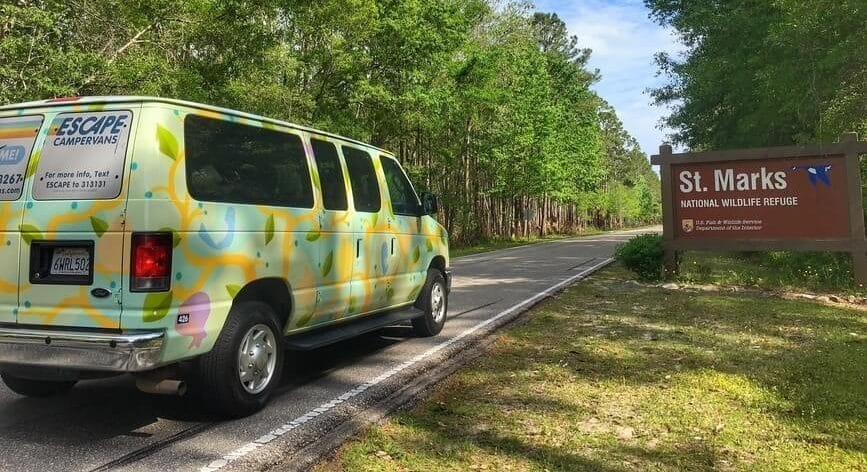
616, 233, 665, 281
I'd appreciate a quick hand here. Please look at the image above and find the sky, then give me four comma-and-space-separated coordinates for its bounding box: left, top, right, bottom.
534, 0, 685, 157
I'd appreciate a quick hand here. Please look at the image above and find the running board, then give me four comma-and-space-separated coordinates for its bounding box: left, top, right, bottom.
284, 306, 423, 351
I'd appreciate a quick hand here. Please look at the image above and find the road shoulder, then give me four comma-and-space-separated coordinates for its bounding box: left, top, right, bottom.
228, 259, 615, 472
316, 265, 867, 471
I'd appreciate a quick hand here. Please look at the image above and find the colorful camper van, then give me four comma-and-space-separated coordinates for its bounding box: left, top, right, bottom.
0, 97, 450, 417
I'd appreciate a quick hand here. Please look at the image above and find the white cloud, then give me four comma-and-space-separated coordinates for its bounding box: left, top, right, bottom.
534, 0, 685, 157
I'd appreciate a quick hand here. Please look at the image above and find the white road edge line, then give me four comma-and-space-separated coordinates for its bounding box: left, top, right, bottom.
199, 257, 615, 472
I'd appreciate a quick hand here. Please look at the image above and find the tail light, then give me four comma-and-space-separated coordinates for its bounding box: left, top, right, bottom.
131, 233, 173, 292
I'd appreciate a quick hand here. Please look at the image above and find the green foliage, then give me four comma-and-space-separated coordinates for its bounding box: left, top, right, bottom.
679, 251, 860, 294
766, 252, 856, 291
1, 1, 661, 244
615, 233, 665, 281
596, 102, 661, 228
647, 0, 867, 148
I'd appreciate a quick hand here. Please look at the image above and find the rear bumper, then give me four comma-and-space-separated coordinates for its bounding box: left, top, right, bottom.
0, 327, 164, 373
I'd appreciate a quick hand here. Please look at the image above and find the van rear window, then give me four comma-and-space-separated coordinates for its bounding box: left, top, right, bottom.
0, 116, 43, 201
185, 115, 314, 208
33, 111, 132, 200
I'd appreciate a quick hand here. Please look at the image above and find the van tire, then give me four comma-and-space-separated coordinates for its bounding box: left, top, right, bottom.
0, 373, 76, 397
196, 301, 284, 418
412, 269, 448, 337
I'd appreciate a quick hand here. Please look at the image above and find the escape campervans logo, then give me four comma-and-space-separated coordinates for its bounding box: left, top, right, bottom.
35, 110, 132, 200
0, 145, 26, 165
52, 114, 129, 147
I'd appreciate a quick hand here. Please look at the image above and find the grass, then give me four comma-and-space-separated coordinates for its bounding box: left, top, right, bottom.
450, 229, 605, 258
318, 265, 867, 471
677, 251, 865, 295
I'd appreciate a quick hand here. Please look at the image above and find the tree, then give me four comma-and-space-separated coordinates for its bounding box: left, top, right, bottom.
647, 0, 867, 149
1, 0, 659, 244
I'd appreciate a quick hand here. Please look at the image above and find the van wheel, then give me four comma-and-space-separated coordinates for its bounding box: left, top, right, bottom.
196, 302, 284, 418
412, 269, 448, 337
0, 373, 76, 397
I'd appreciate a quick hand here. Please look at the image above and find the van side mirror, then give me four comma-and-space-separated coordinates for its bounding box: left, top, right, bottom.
420, 192, 439, 215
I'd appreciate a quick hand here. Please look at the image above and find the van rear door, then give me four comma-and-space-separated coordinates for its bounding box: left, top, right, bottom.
16, 107, 138, 330
0, 116, 44, 324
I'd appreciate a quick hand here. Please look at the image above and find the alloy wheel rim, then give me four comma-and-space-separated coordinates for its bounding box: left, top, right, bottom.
238, 323, 277, 395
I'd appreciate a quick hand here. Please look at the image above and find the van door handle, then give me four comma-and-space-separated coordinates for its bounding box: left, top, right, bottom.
356, 238, 361, 258
391, 237, 395, 255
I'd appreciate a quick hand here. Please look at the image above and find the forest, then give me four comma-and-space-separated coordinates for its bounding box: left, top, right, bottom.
0, 0, 660, 245
647, 0, 867, 151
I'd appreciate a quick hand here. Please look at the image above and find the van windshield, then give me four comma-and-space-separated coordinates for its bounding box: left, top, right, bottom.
0, 116, 43, 201
33, 111, 132, 200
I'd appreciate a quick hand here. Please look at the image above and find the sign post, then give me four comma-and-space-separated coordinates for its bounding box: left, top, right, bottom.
651, 133, 867, 284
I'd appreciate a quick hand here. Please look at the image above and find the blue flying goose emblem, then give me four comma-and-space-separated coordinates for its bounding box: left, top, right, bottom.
792, 165, 832, 187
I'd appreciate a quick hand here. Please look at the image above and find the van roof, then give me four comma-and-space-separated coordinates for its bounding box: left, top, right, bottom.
0, 96, 391, 155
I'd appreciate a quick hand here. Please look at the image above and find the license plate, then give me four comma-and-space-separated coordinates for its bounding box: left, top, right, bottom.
50, 248, 91, 276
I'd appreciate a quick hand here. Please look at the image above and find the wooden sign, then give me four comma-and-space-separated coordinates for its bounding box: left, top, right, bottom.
651, 133, 867, 283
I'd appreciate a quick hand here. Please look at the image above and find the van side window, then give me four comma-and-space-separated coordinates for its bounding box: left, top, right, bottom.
310, 139, 348, 211
185, 115, 313, 208
342, 146, 380, 213
380, 156, 422, 216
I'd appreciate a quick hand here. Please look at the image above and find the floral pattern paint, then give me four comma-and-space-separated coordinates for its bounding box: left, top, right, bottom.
0, 97, 450, 367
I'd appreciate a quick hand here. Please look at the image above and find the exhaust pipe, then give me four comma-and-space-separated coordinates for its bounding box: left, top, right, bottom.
136, 378, 187, 396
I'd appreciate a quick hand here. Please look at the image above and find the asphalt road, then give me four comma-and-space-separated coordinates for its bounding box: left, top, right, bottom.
0, 228, 652, 472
